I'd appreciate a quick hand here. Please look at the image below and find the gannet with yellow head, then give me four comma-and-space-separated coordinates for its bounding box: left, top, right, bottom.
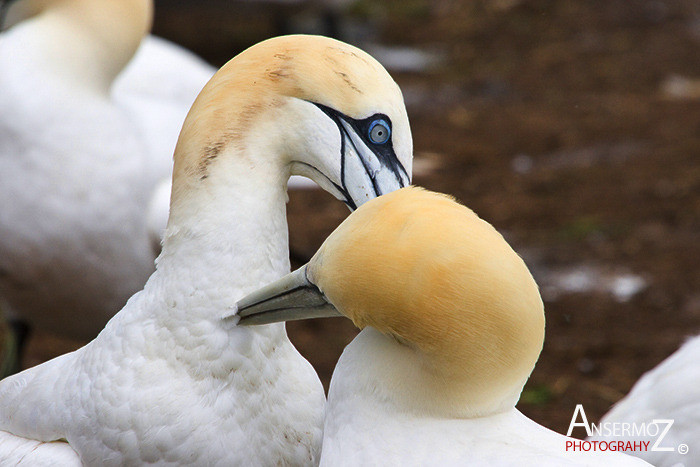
0, 35, 411, 465
236, 187, 649, 466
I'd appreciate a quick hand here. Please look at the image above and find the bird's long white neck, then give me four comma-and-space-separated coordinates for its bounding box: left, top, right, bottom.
116, 146, 295, 381
11, 0, 152, 94
157, 145, 292, 322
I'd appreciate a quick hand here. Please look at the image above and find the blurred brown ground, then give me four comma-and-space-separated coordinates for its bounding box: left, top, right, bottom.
22, 0, 700, 438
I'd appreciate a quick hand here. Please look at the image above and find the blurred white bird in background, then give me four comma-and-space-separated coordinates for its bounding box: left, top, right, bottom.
0, 0, 317, 373
0, 34, 412, 464
590, 336, 699, 467
0, 0, 165, 352
236, 187, 649, 466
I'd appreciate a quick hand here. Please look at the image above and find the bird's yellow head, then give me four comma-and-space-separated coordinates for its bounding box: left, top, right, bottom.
171, 35, 412, 218
236, 187, 545, 417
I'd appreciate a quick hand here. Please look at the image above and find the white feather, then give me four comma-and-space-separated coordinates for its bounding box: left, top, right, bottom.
0, 430, 81, 466
322, 328, 649, 466
591, 337, 700, 467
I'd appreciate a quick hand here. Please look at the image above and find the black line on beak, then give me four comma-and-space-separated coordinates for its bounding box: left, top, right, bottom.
338, 120, 381, 198
312, 102, 408, 200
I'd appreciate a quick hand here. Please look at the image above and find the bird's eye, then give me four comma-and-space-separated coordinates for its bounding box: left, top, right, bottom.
368, 119, 391, 144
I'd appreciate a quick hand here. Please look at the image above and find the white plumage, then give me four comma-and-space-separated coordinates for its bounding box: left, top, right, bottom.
0, 0, 212, 341
0, 34, 412, 464
0, 0, 315, 347
0, 0, 160, 339
0, 430, 81, 466
591, 337, 700, 467
323, 328, 649, 466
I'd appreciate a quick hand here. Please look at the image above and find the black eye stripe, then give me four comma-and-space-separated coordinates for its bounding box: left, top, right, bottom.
355, 114, 392, 145
311, 101, 409, 188
311, 103, 392, 146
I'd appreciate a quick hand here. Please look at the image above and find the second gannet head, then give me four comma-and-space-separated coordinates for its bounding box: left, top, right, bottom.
235, 187, 545, 418
168, 34, 412, 230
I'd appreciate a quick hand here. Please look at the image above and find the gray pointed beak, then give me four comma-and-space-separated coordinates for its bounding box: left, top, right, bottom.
231, 266, 341, 326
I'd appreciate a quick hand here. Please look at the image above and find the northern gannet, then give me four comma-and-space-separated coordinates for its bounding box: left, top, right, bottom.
236, 187, 649, 466
0, 0, 174, 342
590, 337, 699, 467
0, 0, 314, 353
0, 34, 412, 465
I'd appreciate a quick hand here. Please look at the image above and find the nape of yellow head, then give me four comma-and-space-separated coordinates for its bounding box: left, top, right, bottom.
308, 186, 545, 415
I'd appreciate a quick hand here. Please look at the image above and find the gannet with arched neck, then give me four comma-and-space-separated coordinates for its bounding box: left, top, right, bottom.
0, 35, 412, 465
236, 187, 649, 466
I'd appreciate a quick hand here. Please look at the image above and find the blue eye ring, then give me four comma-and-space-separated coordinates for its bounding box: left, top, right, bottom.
368, 119, 391, 145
